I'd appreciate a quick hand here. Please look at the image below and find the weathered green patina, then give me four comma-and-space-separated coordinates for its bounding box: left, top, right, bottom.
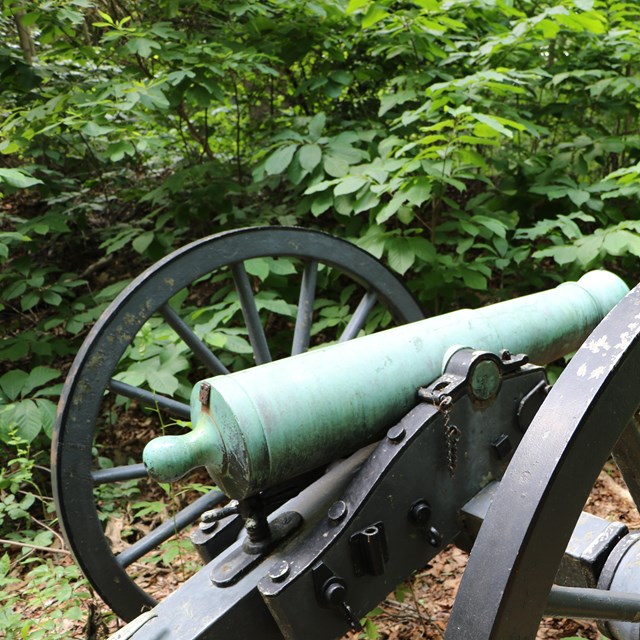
143, 270, 628, 500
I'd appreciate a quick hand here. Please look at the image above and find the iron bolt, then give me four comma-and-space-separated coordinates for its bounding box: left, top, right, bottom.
501, 349, 512, 361
268, 560, 290, 583
409, 500, 432, 526
492, 433, 512, 460
328, 500, 348, 524
387, 424, 405, 443
428, 526, 443, 547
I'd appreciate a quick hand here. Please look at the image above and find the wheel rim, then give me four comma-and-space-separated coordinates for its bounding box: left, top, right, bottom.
446, 282, 640, 638
52, 226, 424, 621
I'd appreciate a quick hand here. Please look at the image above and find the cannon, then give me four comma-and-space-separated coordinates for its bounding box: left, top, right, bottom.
52, 227, 640, 639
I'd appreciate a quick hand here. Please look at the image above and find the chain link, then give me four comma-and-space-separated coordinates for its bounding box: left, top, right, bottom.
437, 395, 460, 477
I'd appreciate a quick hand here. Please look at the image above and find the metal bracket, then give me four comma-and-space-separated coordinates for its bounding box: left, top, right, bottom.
211, 511, 303, 587
258, 351, 547, 640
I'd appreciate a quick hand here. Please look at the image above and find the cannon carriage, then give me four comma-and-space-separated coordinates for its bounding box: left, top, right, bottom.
52, 227, 640, 639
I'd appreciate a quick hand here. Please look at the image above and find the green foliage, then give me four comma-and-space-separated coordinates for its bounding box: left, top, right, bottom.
0, 367, 61, 442
2, 0, 640, 636
0, 556, 104, 640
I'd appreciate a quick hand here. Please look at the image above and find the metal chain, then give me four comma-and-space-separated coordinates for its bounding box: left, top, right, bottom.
437, 395, 460, 477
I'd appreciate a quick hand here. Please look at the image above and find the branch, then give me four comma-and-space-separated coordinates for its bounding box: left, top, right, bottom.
13, 10, 36, 65
0, 537, 70, 555
176, 103, 214, 160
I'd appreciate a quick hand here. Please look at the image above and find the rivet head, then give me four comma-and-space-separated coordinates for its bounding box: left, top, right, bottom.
328, 500, 348, 523
387, 424, 405, 443
268, 560, 290, 583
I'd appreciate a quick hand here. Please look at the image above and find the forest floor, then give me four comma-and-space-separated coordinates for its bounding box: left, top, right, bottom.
6, 460, 639, 640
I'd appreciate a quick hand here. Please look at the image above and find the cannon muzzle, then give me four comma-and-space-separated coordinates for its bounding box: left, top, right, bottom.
143, 270, 628, 499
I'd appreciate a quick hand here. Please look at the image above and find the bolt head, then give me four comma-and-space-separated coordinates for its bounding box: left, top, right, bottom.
492, 433, 512, 459
268, 560, 290, 583
409, 500, 432, 526
387, 424, 406, 443
328, 500, 348, 523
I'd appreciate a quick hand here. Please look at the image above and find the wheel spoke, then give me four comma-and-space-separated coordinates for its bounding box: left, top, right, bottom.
230, 262, 272, 364
339, 291, 378, 342
109, 379, 191, 420
92, 463, 147, 485
116, 490, 226, 568
159, 303, 230, 376
291, 260, 318, 356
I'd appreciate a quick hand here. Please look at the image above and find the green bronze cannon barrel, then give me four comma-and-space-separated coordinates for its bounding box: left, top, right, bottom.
143, 271, 628, 500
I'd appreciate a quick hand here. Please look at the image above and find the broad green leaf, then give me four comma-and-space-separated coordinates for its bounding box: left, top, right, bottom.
576, 235, 602, 265
471, 113, 513, 138
604, 230, 640, 257
346, 0, 369, 14
377, 193, 407, 224
265, 258, 297, 276
265, 145, 298, 175
408, 237, 436, 263
23, 367, 60, 397
310, 190, 334, 216
132, 231, 154, 254
146, 369, 179, 395
331, 71, 352, 86
567, 189, 590, 207
82, 122, 114, 137
0, 168, 43, 189
405, 178, 432, 206
308, 113, 326, 141
379, 90, 417, 117
461, 269, 488, 290
362, 3, 388, 28
42, 290, 62, 306
298, 144, 322, 172
106, 140, 135, 162
0, 370, 29, 401
334, 176, 367, 196
305, 179, 336, 195
387, 239, 415, 275
472, 215, 507, 239
21, 291, 40, 311
323, 154, 349, 178
353, 189, 380, 214
8, 399, 42, 442
36, 399, 57, 439
258, 298, 295, 316
245, 258, 270, 281
126, 37, 161, 58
